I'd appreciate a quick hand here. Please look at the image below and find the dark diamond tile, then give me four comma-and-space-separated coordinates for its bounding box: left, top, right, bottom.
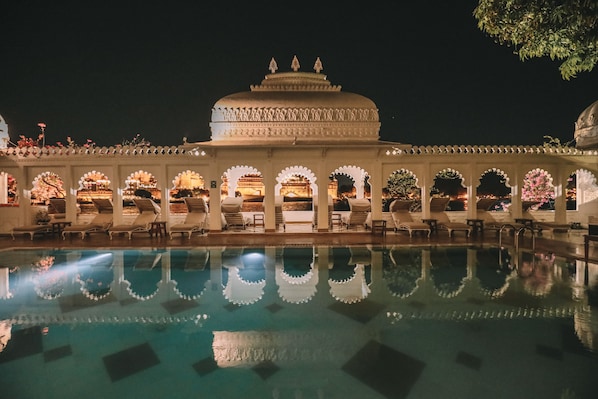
0, 326, 43, 364
193, 357, 218, 376
265, 303, 283, 313
252, 360, 280, 380
103, 343, 160, 382
224, 303, 241, 312
58, 293, 117, 313
455, 351, 482, 370
161, 298, 199, 315
44, 345, 72, 362
536, 344, 563, 361
328, 300, 385, 324
342, 340, 425, 399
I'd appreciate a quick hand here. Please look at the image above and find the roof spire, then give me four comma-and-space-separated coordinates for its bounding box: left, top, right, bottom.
313, 57, 323, 73
269, 57, 278, 74
291, 55, 300, 72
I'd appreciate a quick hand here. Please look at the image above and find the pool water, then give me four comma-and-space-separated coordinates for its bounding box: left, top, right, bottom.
1, 245, 597, 399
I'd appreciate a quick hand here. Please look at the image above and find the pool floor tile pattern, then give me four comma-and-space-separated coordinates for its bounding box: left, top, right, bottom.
43, 344, 72, 362
455, 351, 482, 370
252, 360, 280, 380
102, 342, 160, 382
342, 340, 426, 399
192, 357, 218, 376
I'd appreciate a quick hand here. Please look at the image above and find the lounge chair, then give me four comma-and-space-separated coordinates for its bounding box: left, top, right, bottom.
108, 198, 160, 239
48, 198, 67, 220
169, 197, 209, 239
343, 198, 371, 230
62, 198, 114, 239
518, 201, 571, 234
389, 199, 431, 238
221, 197, 248, 230
429, 197, 472, 237
11, 223, 52, 240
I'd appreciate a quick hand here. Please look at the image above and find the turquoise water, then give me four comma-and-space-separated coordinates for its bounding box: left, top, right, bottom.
0, 245, 597, 399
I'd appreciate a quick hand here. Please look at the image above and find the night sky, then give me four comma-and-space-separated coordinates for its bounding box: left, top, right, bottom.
1, 1, 597, 147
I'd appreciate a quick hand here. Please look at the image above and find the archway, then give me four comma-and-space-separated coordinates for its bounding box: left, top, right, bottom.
431, 168, 467, 211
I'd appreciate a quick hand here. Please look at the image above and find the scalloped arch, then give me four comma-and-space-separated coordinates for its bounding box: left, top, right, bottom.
171, 169, 205, 189
77, 170, 111, 190
479, 167, 511, 188
222, 165, 263, 198
275, 166, 317, 195
386, 168, 420, 188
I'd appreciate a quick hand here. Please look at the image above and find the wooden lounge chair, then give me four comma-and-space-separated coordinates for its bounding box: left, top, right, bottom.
11, 223, 52, 240
221, 197, 248, 230
169, 197, 209, 239
62, 199, 114, 239
429, 197, 472, 237
389, 199, 431, 238
108, 198, 160, 239
343, 198, 371, 230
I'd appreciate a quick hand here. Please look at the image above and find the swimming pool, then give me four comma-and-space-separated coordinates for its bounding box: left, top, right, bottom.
1, 245, 597, 399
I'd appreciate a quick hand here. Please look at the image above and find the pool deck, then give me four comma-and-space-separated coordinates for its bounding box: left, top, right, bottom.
2, 225, 597, 264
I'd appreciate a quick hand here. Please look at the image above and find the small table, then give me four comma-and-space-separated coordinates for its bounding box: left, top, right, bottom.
150, 221, 167, 237
253, 213, 265, 230
422, 218, 438, 233
50, 221, 72, 236
371, 220, 387, 236
467, 219, 484, 235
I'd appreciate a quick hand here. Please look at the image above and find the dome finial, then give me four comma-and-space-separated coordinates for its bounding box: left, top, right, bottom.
313, 57, 323, 73
269, 57, 278, 74
291, 55, 300, 72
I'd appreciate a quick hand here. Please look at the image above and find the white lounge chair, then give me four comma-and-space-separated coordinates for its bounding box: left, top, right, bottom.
429, 197, 472, 237
62, 198, 114, 239
389, 199, 431, 238
221, 197, 248, 230
108, 198, 160, 240
343, 198, 371, 230
169, 197, 209, 239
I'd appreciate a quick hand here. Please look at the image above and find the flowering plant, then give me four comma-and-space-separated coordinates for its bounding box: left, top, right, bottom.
34, 210, 51, 224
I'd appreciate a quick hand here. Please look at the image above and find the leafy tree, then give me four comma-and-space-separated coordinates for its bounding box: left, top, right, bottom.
474, 0, 598, 79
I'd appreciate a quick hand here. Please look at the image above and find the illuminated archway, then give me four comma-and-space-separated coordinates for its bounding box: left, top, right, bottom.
384, 168, 421, 212
76, 171, 112, 213
123, 170, 159, 208
522, 168, 555, 210
477, 168, 511, 211
0, 172, 17, 205
170, 170, 209, 213
431, 168, 467, 211
31, 172, 65, 205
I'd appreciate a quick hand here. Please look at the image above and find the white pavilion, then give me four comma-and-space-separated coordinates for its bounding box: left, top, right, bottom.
0, 56, 596, 234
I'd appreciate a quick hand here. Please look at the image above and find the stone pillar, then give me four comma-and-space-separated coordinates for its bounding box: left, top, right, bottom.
553, 169, 567, 224
370, 160, 383, 221
420, 166, 431, 219
113, 167, 124, 225
208, 162, 222, 232
263, 167, 276, 233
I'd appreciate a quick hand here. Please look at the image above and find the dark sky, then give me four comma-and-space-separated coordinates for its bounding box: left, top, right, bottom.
1, 1, 597, 147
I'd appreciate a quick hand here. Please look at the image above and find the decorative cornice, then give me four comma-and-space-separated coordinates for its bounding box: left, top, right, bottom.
211, 107, 379, 122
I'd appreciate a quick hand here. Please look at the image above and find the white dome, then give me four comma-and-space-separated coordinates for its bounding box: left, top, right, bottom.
209, 58, 380, 145
574, 100, 598, 150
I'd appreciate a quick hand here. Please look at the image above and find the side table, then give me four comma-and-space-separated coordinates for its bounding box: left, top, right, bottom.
422, 218, 438, 233
50, 221, 72, 236
150, 221, 167, 237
